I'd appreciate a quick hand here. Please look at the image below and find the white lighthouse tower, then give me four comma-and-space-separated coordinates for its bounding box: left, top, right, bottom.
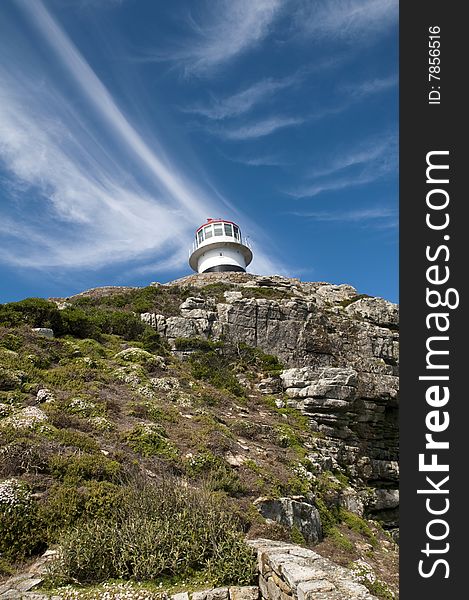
189, 218, 253, 273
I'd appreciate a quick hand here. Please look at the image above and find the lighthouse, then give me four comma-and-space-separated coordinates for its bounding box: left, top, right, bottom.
189, 218, 253, 274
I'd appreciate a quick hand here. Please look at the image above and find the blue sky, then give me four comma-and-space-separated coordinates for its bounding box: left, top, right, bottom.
0, 0, 398, 303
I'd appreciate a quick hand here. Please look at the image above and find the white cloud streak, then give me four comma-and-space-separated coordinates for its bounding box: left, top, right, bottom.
16, 0, 213, 221
226, 154, 289, 167
291, 206, 397, 227
160, 0, 283, 76
341, 74, 398, 99
287, 172, 382, 199
295, 0, 398, 41
216, 116, 305, 141
308, 135, 396, 179
288, 134, 397, 198
183, 74, 299, 120
198, 71, 396, 144
0, 85, 184, 267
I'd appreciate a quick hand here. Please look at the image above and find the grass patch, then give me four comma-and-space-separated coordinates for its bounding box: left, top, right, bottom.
327, 526, 355, 551
241, 287, 292, 300
340, 294, 371, 308
340, 509, 378, 546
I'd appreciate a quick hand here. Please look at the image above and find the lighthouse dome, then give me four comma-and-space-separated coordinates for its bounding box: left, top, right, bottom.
188, 218, 253, 274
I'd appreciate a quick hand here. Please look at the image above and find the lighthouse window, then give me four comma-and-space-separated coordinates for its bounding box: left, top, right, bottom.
224, 223, 233, 237
204, 226, 213, 239
197, 230, 204, 244
214, 224, 223, 236
233, 225, 240, 239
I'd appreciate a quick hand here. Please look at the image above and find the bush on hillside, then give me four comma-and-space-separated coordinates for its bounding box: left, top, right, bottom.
52, 478, 257, 585
0, 298, 166, 351
189, 350, 245, 397
0, 298, 62, 331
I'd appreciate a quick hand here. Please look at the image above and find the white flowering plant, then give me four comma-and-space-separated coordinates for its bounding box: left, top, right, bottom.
0, 478, 44, 560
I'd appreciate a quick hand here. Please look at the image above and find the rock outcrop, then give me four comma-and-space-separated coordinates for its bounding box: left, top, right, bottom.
254, 497, 322, 544
143, 273, 399, 530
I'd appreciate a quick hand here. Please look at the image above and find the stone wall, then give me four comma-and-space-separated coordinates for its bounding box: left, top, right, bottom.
249, 539, 377, 600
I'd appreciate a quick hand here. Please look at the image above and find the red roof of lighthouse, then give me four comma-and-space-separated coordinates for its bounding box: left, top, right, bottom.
195, 218, 239, 233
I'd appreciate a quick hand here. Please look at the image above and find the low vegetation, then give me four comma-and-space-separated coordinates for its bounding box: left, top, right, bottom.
49, 478, 256, 586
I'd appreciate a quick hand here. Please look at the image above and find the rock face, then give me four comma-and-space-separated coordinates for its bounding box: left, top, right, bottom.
142, 272, 399, 529
254, 497, 322, 544
31, 327, 54, 338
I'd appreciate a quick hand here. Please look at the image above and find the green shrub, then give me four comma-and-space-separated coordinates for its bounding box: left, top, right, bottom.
199, 282, 234, 300
127, 402, 177, 424
314, 497, 340, 536
140, 328, 166, 354
340, 294, 371, 308
0, 436, 54, 477
82, 481, 123, 520
0, 296, 165, 346
365, 579, 395, 600
0, 298, 62, 330
186, 452, 244, 496
39, 484, 84, 538
290, 525, 306, 545
284, 474, 311, 496
39, 481, 123, 542
124, 424, 178, 459
59, 307, 100, 339
189, 350, 244, 397
93, 310, 146, 339
0, 367, 25, 391
327, 526, 354, 551
52, 479, 256, 586
233, 343, 284, 376
73, 285, 196, 316
51, 428, 100, 453
0, 331, 23, 351
274, 424, 304, 453
49, 453, 122, 483
0, 479, 45, 560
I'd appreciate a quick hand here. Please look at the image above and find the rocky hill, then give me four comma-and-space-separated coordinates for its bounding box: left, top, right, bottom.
0, 273, 399, 599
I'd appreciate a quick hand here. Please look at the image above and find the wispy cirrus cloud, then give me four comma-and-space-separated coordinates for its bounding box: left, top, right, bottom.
214, 115, 305, 141
340, 74, 398, 99
225, 153, 289, 167
183, 74, 300, 120
158, 0, 283, 76
287, 171, 382, 199
287, 134, 397, 198
197, 71, 396, 144
308, 135, 396, 179
0, 81, 187, 268
290, 206, 397, 228
295, 0, 398, 42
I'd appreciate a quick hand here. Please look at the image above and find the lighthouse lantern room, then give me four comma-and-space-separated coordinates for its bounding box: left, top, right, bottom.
189, 218, 253, 274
